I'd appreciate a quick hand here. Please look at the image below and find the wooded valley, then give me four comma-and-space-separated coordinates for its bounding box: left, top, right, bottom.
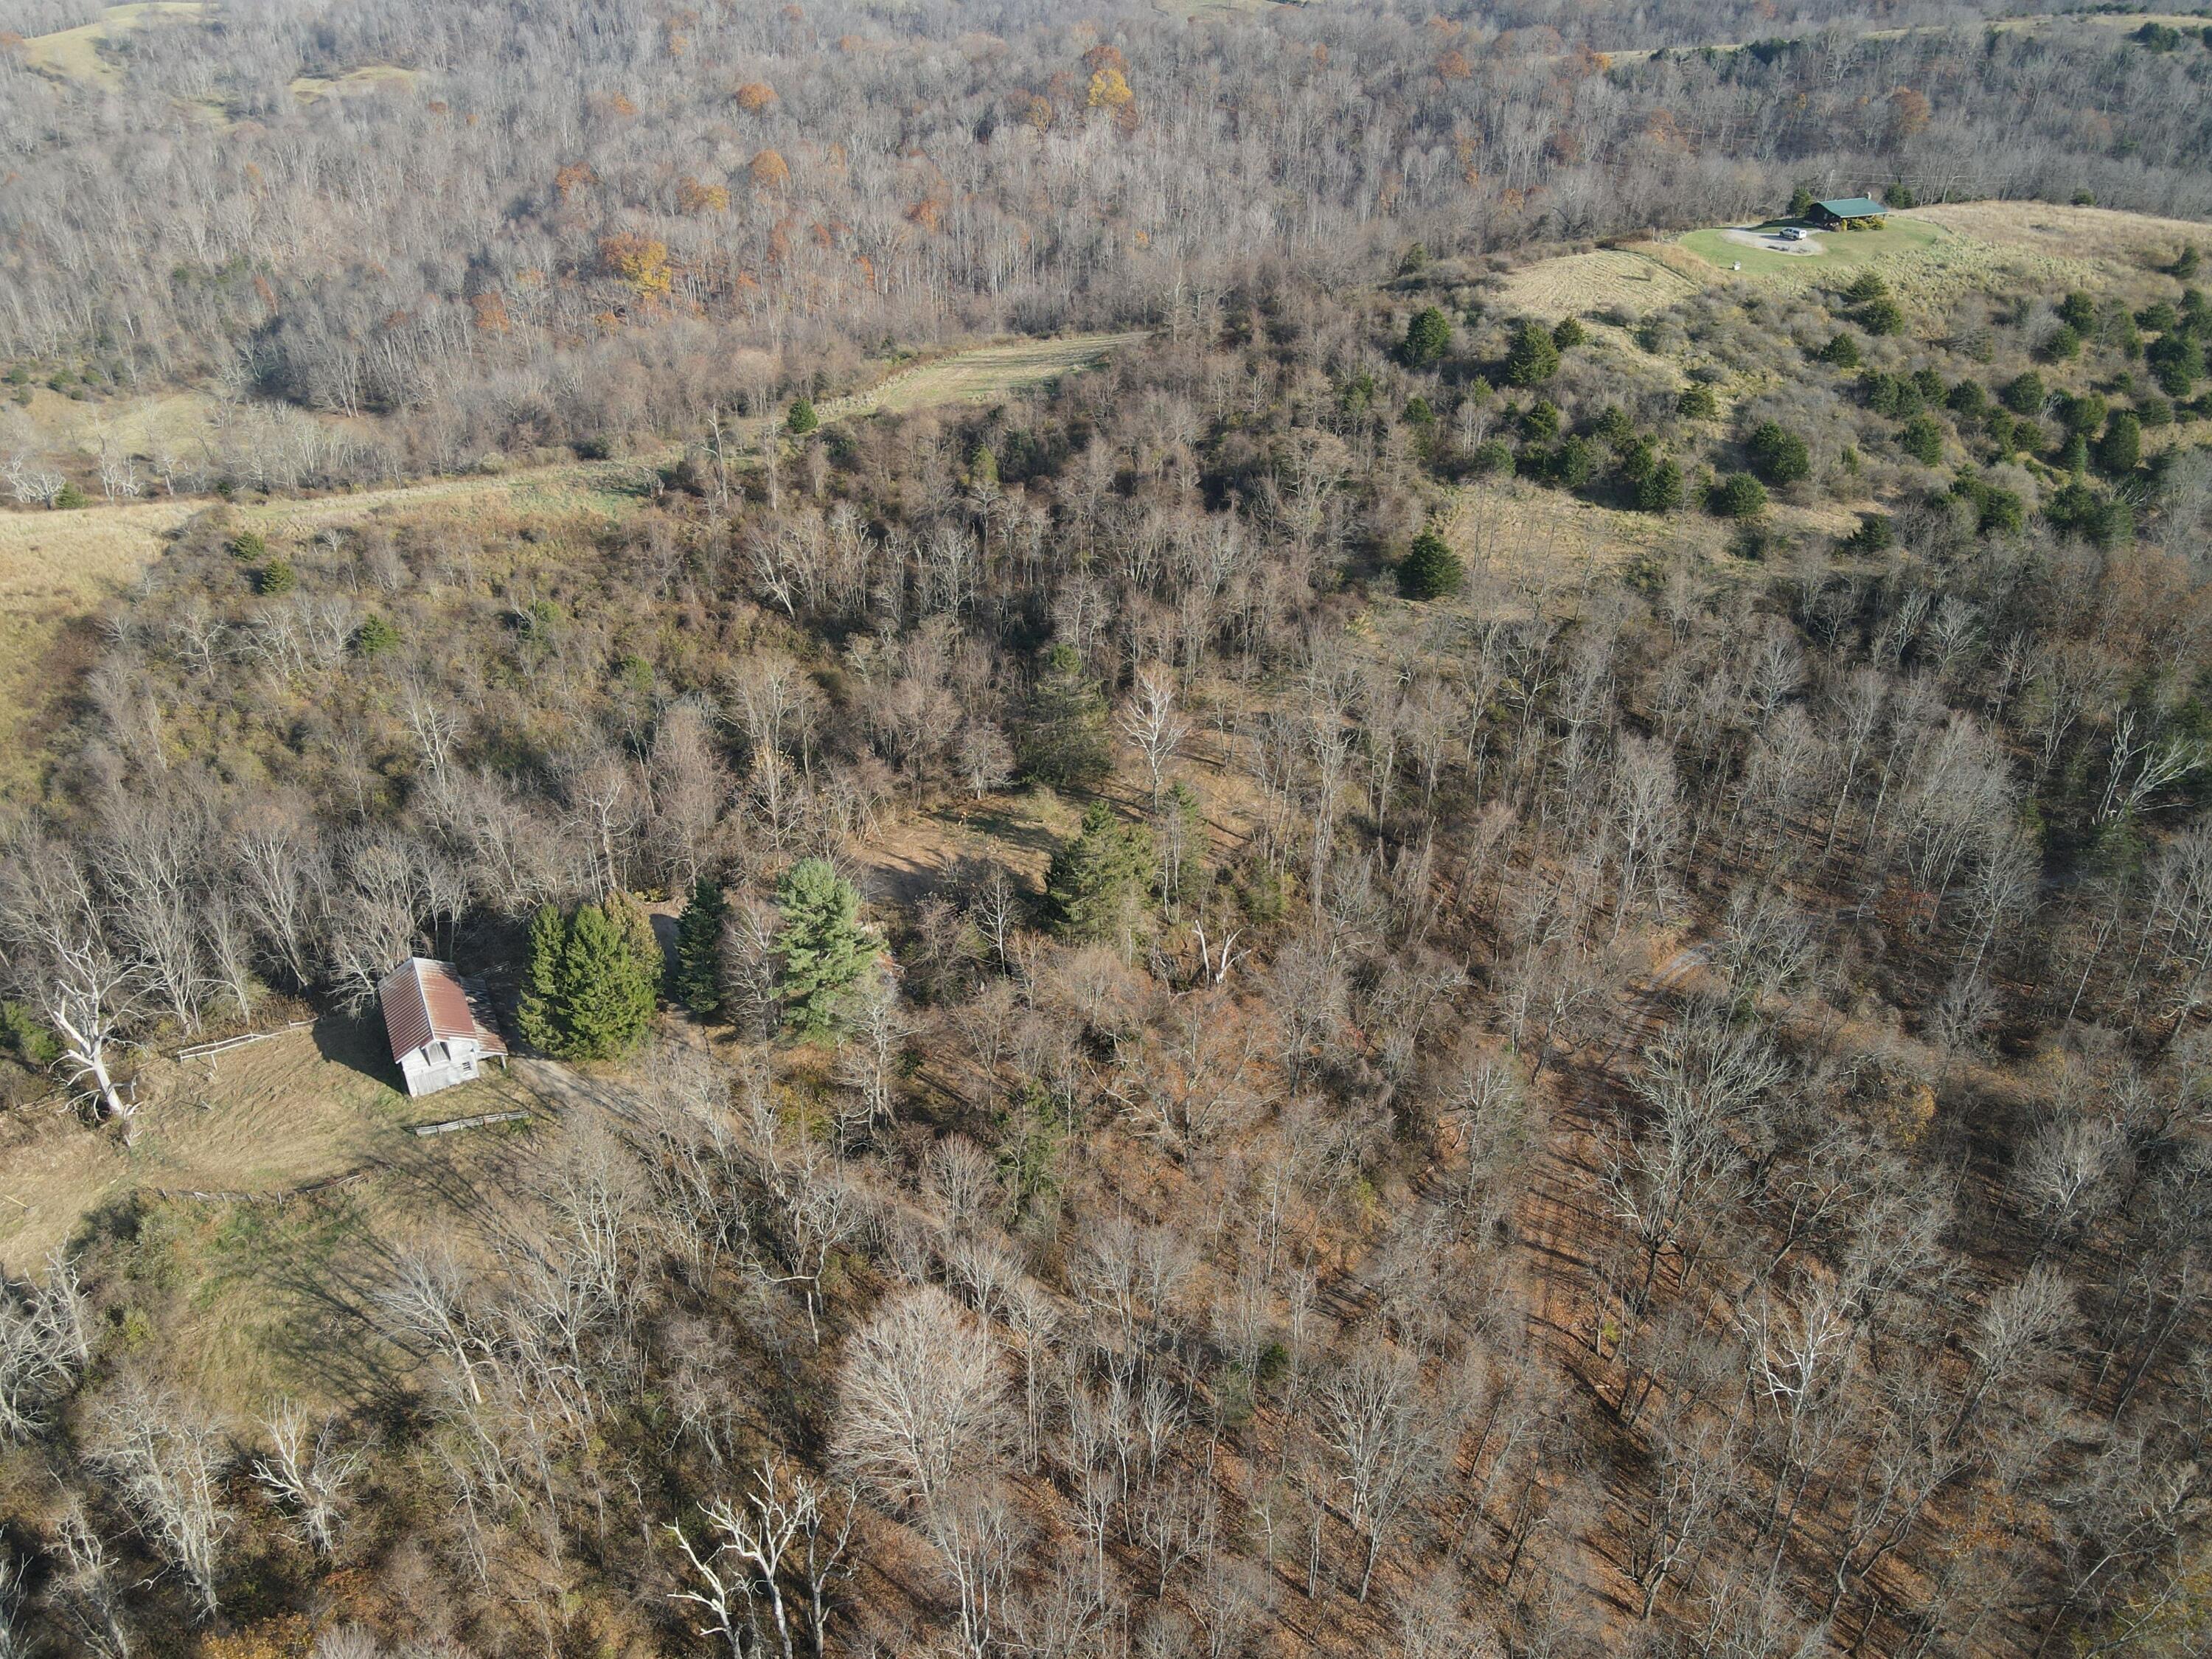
3, 3, 2212, 1658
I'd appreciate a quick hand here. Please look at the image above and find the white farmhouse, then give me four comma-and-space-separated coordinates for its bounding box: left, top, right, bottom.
377, 957, 509, 1099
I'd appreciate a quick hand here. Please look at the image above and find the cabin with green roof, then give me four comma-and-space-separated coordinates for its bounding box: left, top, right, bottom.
1809, 196, 1888, 230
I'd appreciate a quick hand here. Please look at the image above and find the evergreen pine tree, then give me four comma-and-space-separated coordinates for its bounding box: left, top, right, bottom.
1018, 644, 1113, 788
1399, 529, 1464, 600
517, 897, 658, 1059
672, 877, 728, 1015
1402, 306, 1451, 368
1047, 802, 1155, 951
1710, 473, 1769, 518
774, 858, 878, 1039
518, 903, 567, 1053
606, 888, 663, 987
1636, 459, 1685, 512
2096, 411, 2142, 475
1748, 421, 1812, 484
1505, 321, 1560, 386
556, 900, 658, 1060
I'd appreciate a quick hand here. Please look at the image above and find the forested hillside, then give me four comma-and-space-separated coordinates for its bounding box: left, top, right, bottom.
5, 0, 2212, 481
4, 4, 2212, 1659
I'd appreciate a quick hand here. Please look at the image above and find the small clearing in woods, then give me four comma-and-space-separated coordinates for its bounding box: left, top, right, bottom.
838, 331, 1149, 417
1441, 477, 1860, 592
1150, 0, 1295, 18
1604, 10, 2209, 63
852, 793, 1071, 908
0, 1020, 507, 1273
289, 63, 418, 103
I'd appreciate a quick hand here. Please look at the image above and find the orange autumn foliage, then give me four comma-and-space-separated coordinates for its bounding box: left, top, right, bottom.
734, 80, 778, 113
1088, 67, 1133, 111
1888, 85, 1931, 141
677, 175, 731, 214
599, 232, 673, 299
750, 148, 791, 190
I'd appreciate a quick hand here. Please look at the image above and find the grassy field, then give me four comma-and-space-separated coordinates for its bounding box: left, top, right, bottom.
831, 330, 1148, 418
289, 63, 417, 104
0, 1020, 428, 1271
17, 2, 208, 87
21, 1, 414, 114
1439, 475, 1858, 593
1665, 207, 2137, 315
1150, 0, 1296, 18
0, 465, 646, 796
1499, 209, 2037, 327
1607, 10, 2210, 63
1492, 245, 1709, 322
0, 497, 200, 795
0, 1020, 566, 1410
1910, 199, 2208, 265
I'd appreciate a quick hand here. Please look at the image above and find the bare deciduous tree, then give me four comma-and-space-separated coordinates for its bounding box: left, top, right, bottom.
0, 835, 139, 1120
89, 1376, 233, 1620
1121, 665, 1192, 812
252, 1400, 365, 1555
669, 1456, 853, 1659
832, 1284, 1012, 1514
1316, 1344, 1442, 1601
0, 1254, 91, 1444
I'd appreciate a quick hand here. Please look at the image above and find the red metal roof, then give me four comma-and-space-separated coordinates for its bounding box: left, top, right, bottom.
378, 958, 508, 1062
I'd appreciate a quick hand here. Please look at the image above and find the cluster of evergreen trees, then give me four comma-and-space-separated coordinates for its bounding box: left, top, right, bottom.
518, 894, 660, 1061
669, 858, 882, 1040
520, 858, 881, 1060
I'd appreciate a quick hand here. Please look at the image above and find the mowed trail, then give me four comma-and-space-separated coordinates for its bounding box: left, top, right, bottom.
0, 330, 1144, 792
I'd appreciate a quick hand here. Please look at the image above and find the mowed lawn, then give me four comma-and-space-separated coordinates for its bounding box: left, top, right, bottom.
1676, 215, 1947, 278
0, 1020, 453, 1275
0, 1018, 574, 1411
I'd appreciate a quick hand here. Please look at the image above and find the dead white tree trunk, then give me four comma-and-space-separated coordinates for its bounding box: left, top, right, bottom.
252, 1401, 365, 1555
